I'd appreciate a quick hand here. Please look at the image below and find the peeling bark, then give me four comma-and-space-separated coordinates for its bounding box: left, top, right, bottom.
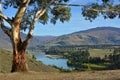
11, 49, 28, 72
10, 0, 30, 72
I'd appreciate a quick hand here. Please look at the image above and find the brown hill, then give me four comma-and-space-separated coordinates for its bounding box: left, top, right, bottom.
45, 27, 120, 47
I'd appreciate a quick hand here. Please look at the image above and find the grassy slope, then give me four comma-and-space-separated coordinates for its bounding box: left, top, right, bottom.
0, 49, 58, 73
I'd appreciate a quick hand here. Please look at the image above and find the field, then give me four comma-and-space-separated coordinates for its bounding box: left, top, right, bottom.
89, 49, 113, 58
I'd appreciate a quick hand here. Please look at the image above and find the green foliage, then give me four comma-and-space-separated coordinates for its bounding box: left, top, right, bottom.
51, 6, 71, 24
82, 0, 120, 21
102, 0, 110, 3
107, 48, 120, 69
89, 57, 104, 64
67, 50, 90, 69
82, 3, 100, 21
23, 0, 71, 30
38, 10, 49, 25
2, 0, 120, 30
46, 46, 120, 71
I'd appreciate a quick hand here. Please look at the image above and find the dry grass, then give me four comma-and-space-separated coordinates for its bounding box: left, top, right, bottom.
0, 70, 120, 80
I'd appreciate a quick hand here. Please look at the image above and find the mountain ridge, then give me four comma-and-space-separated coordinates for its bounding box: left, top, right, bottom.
0, 26, 120, 49
45, 27, 120, 47
0, 27, 56, 49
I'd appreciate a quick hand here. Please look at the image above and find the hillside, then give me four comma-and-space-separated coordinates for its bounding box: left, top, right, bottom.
0, 49, 58, 73
0, 27, 55, 49
1, 27, 120, 49
45, 27, 120, 47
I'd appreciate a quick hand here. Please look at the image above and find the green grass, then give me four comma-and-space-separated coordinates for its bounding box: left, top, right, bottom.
82, 62, 111, 71
89, 49, 113, 58
83, 63, 106, 70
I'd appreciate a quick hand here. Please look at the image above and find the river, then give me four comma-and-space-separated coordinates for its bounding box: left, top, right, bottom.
33, 52, 73, 70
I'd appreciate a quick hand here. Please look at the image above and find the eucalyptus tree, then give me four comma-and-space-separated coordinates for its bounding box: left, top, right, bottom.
0, 0, 71, 72
0, 0, 120, 72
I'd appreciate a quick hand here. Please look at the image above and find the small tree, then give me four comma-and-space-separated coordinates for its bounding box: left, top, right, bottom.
0, 0, 119, 72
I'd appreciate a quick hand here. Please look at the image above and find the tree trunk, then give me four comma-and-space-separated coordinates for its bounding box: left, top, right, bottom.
11, 49, 28, 72
11, 24, 29, 72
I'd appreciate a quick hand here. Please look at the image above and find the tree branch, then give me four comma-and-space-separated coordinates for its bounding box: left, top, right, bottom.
14, 0, 30, 25
22, 0, 55, 47
54, 3, 120, 15
53, 3, 87, 7
0, 12, 12, 25
0, 3, 12, 38
89, 8, 120, 14
0, 1, 10, 5
0, 3, 12, 25
0, 21, 12, 38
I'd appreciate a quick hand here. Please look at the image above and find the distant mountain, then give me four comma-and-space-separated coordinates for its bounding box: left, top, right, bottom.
0, 27, 56, 49
1, 27, 120, 49
45, 27, 120, 47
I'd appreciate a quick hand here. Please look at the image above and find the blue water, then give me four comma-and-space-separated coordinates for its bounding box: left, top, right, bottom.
33, 52, 73, 70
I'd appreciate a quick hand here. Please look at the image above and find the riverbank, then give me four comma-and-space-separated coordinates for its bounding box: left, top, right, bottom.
45, 54, 63, 58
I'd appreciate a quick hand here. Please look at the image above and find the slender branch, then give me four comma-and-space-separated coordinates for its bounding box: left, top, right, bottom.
0, 3, 12, 25
54, 3, 120, 15
22, 8, 47, 48
0, 2, 10, 5
0, 3, 12, 38
53, 3, 87, 7
87, 7, 120, 15
0, 21, 12, 38
23, 0, 55, 47
0, 12, 12, 25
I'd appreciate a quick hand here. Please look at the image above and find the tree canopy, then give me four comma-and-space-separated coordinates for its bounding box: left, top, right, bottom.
1, 0, 120, 32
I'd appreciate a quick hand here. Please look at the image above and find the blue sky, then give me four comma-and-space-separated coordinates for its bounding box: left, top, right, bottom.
33, 0, 120, 36
2, 0, 120, 36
